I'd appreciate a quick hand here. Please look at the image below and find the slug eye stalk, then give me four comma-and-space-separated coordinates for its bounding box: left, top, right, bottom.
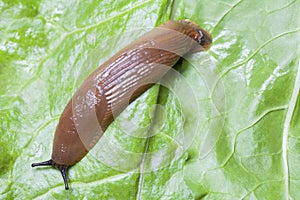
31, 159, 69, 190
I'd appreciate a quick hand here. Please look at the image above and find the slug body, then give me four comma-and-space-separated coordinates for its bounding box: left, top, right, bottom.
32, 19, 212, 190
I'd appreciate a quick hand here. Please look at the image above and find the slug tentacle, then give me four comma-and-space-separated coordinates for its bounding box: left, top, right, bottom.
60, 167, 69, 190
31, 159, 69, 190
31, 159, 53, 167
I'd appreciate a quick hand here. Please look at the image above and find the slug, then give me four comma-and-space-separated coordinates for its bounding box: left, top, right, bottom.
31, 19, 212, 190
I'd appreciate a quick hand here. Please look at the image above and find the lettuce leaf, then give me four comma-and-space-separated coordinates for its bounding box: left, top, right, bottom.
1, 0, 300, 199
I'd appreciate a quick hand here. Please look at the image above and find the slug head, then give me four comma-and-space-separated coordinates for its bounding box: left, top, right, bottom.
31, 159, 69, 190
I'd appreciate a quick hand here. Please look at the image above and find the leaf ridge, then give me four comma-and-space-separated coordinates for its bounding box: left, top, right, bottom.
282, 58, 300, 198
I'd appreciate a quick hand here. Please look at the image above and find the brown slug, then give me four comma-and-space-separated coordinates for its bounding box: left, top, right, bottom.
31, 19, 212, 190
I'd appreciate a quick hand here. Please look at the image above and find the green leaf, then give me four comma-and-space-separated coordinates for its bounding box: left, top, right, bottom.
1, 0, 300, 199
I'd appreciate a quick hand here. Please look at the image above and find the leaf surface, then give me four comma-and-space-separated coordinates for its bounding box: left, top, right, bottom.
0, 0, 300, 199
